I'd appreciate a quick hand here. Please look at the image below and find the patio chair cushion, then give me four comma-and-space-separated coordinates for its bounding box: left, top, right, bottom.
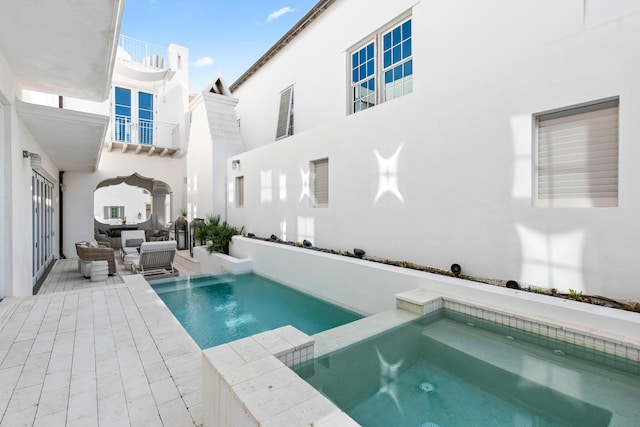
125, 238, 144, 247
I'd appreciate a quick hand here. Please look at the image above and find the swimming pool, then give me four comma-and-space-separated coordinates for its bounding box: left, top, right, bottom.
295, 309, 640, 427
152, 273, 363, 349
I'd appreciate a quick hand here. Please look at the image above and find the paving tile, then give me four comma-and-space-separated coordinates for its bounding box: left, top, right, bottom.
156, 397, 195, 427
69, 370, 96, 396
0, 406, 38, 427
150, 377, 181, 406
67, 388, 98, 422
16, 352, 50, 390
33, 409, 67, 427
1, 339, 33, 369
36, 386, 69, 418
127, 394, 163, 427
0, 365, 23, 401
41, 368, 71, 393
97, 392, 129, 426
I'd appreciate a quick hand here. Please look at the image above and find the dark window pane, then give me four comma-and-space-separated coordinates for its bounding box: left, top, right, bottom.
392, 27, 401, 45
394, 64, 403, 80
360, 65, 367, 81
404, 59, 413, 76
393, 46, 401, 63
352, 69, 359, 83
115, 87, 131, 106
403, 39, 412, 59
360, 47, 367, 61
115, 105, 130, 116
402, 20, 412, 38
139, 92, 153, 109
384, 50, 392, 68
368, 78, 376, 90
385, 70, 393, 84
352, 53, 358, 68
383, 32, 392, 50
366, 42, 374, 60
367, 59, 375, 77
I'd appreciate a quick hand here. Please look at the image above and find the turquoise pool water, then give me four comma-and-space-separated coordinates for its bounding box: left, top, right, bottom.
152, 273, 362, 349
296, 310, 640, 427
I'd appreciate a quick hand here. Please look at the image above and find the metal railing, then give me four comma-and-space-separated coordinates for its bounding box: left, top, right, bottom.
118, 35, 167, 69
112, 115, 179, 148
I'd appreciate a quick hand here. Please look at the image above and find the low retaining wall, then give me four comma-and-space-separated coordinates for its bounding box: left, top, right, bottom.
229, 237, 640, 345
193, 246, 253, 275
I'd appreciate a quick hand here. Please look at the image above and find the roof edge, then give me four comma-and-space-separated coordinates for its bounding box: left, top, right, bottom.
229, 0, 337, 92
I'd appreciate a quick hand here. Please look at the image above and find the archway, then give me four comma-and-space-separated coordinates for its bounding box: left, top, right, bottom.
94, 172, 172, 234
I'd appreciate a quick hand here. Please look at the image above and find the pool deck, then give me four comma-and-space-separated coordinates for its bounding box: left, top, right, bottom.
0, 252, 203, 427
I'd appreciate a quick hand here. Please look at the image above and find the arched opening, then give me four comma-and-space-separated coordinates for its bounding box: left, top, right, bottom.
93, 173, 173, 246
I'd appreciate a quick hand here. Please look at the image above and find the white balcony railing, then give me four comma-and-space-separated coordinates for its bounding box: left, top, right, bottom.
118, 35, 167, 69
112, 115, 179, 148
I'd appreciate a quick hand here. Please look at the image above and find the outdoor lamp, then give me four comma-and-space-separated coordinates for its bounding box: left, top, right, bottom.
506, 280, 520, 290
451, 263, 462, 276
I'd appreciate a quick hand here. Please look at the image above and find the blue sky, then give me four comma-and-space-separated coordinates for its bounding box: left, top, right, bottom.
121, 0, 318, 92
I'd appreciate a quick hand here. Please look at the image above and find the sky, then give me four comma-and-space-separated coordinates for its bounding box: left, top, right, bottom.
120, 0, 319, 93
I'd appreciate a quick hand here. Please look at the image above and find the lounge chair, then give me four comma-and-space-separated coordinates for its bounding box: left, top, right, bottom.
130, 241, 177, 275
120, 230, 146, 257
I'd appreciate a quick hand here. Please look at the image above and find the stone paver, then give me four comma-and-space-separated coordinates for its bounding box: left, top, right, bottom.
0, 257, 202, 427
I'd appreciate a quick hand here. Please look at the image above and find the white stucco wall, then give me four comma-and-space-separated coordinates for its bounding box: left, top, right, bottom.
0, 49, 61, 297
186, 96, 214, 220
186, 92, 244, 221
63, 149, 185, 258
226, 1, 640, 299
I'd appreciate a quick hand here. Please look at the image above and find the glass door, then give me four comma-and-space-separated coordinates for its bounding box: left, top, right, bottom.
32, 172, 54, 288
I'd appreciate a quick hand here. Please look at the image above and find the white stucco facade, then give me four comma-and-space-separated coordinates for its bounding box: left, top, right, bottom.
223, 0, 640, 299
185, 81, 244, 222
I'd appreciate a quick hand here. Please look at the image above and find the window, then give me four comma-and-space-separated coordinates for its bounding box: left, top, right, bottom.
276, 86, 294, 139
235, 176, 244, 208
535, 98, 619, 207
138, 91, 154, 145
104, 206, 124, 219
114, 87, 131, 142
311, 158, 329, 207
113, 87, 154, 145
350, 17, 412, 113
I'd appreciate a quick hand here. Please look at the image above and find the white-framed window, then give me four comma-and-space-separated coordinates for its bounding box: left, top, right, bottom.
104, 206, 125, 219
275, 86, 294, 140
534, 97, 619, 207
235, 176, 245, 208
113, 86, 155, 145
350, 16, 412, 114
311, 158, 329, 208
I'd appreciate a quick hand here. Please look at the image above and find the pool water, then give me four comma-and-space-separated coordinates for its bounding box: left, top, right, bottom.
295, 310, 640, 426
152, 273, 362, 349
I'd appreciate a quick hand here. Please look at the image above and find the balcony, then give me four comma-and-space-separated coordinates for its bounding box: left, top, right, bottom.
117, 35, 167, 70
107, 115, 180, 157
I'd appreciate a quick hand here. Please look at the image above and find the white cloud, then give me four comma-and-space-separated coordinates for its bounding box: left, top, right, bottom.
267, 7, 295, 22
193, 56, 214, 67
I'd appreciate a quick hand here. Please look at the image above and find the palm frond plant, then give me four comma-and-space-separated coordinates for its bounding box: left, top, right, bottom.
194, 214, 244, 255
